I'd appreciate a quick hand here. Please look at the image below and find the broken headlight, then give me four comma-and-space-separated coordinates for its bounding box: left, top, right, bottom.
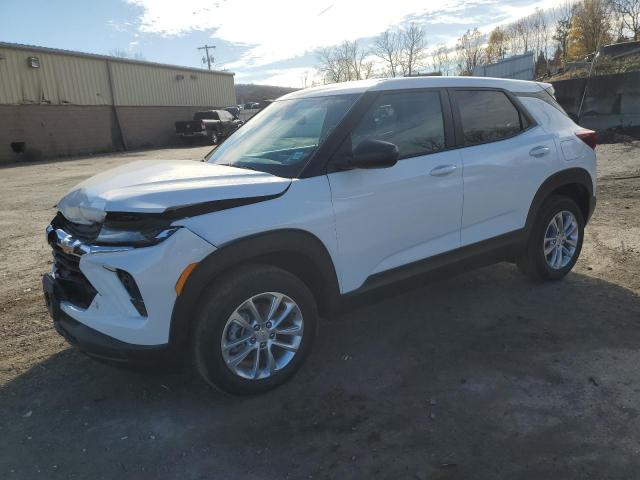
96, 213, 179, 247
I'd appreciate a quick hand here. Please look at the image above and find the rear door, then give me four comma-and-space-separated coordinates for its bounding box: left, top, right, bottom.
327, 89, 464, 293
450, 88, 558, 246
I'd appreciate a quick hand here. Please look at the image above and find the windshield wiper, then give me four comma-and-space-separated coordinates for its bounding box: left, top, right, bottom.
216, 162, 263, 172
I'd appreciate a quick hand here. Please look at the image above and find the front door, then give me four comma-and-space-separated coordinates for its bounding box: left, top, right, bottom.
327, 90, 464, 293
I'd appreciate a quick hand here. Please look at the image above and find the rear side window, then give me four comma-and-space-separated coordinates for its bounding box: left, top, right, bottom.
455, 90, 525, 146
351, 91, 446, 159
517, 90, 569, 117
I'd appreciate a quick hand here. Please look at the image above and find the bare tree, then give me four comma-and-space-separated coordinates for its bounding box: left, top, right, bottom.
552, 1, 575, 65
341, 40, 374, 81
372, 30, 402, 77
316, 41, 374, 84
339, 41, 357, 81
457, 28, 485, 75
612, 0, 640, 39
317, 46, 344, 83
518, 17, 533, 53
431, 44, 452, 75
399, 22, 428, 76
109, 49, 146, 60
374, 23, 428, 77
531, 8, 550, 57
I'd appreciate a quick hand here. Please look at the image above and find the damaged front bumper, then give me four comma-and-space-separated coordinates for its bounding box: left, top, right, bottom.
43, 219, 216, 361
43, 273, 172, 364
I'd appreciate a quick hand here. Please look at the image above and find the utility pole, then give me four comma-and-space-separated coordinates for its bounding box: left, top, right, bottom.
198, 44, 216, 70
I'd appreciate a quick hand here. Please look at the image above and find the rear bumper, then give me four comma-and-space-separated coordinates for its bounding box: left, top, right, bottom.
44, 274, 175, 366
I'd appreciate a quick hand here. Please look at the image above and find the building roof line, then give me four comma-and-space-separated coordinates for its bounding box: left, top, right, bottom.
0, 41, 235, 76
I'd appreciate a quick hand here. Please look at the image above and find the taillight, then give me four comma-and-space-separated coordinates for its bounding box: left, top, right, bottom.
201, 121, 205, 130
576, 129, 597, 150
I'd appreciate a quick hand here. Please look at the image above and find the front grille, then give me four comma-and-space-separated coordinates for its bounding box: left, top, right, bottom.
52, 247, 98, 309
51, 212, 101, 243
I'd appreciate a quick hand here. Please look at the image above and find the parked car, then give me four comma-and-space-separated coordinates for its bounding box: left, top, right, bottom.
43, 77, 597, 394
258, 99, 275, 109
174, 109, 242, 144
224, 106, 241, 119
243, 102, 260, 110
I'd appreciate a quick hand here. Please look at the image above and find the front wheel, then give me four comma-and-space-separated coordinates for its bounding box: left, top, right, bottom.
517, 195, 585, 281
192, 265, 318, 395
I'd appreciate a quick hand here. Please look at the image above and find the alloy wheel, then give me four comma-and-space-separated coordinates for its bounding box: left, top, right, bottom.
220, 292, 304, 380
543, 210, 579, 270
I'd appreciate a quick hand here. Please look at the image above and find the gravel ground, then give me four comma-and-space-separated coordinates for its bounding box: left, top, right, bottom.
1, 142, 639, 479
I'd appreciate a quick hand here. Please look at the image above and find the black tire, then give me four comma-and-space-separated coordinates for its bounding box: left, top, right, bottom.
517, 195, 585, 281
192, 265, 318, 395
208, 131, 219, 145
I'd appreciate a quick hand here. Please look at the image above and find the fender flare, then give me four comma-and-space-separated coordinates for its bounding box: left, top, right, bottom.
523, 167, 595, 236
168, 229, 341, 353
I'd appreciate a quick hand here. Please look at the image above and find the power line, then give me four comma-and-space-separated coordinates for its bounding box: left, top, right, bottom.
198, 44, 216, 70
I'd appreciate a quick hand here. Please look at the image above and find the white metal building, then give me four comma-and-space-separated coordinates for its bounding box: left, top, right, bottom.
0, 42, 236, 163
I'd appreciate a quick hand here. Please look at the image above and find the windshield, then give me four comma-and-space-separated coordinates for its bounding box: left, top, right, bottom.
206, 94, 359, 177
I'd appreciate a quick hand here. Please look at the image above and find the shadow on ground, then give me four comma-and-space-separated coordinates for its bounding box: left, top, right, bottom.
2, 263, 640, 480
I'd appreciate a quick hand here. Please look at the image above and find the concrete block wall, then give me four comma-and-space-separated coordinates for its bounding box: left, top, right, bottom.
0, 104, 119, 163
115, 106, 213, 150
553, 71, 640, 130
0, 105, 214, 163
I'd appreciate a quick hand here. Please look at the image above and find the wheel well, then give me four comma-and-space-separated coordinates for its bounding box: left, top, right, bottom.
226, 251, 334, 316
549, 182, 590, 222
169, 230, 341, 356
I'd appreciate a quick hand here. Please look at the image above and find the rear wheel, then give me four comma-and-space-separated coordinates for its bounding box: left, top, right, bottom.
208, 131, 219, 145
192, 265, 318, 395
517, 195, 584, 281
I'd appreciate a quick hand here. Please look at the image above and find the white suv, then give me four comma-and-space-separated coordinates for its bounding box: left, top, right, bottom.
43, 77, 597, 394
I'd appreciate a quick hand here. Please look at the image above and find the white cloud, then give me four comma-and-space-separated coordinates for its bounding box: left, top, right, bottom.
236, 67, 320, 88
107, 19, 135, 32
127, 0, 462, 68
126, 0, 568, 85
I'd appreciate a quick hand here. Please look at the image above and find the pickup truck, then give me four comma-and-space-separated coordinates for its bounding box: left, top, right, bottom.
175, 109, 243, 144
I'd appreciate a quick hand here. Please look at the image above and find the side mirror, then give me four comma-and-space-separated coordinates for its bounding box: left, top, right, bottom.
346, 138, 399, 169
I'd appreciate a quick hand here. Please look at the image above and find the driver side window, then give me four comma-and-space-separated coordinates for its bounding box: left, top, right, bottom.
351, 91, 446, 159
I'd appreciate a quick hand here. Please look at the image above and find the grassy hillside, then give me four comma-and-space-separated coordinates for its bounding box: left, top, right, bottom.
235, 84, 299, 104
548, 55, 640, 81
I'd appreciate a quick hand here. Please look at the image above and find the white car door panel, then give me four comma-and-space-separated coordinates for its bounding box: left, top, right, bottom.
328, 149, 463, 293
459, 128, 557, 245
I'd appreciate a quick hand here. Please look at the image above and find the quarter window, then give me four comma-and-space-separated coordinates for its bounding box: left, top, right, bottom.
350, 91, 446, 159
455, 90, 524, 145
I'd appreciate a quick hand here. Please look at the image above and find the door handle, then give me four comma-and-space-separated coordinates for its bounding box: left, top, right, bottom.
529, 146, 550, 158
430, 164, 457, 177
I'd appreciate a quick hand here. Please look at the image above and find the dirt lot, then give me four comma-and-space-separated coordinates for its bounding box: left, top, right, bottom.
1, 142, 639, 479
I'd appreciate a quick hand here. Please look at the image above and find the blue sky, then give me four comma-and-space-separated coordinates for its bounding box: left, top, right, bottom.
0, 0, 556, 87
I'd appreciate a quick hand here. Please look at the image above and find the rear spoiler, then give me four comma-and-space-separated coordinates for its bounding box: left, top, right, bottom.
536, 81, 555, 98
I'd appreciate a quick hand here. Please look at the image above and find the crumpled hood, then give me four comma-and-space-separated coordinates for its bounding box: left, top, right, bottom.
57, 160, 291, 224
